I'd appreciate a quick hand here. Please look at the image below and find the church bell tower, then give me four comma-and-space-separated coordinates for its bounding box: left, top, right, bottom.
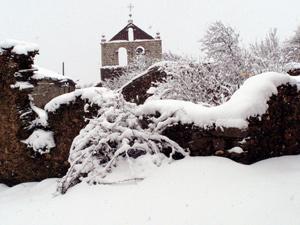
100, 4, 162, 80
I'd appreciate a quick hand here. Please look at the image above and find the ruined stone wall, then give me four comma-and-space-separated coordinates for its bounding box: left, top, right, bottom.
287, 68, 300, 76
121, 65, 300, 164
121, 65, 168, 104
46, 97, 100, 171
100, 66, 126, 81
160, 84, 300, 164
31, 80, 75, 108
0, 50, 79, 185
0, 45, 104, 186
0, 56, 29, 184
101, 39, 162, 67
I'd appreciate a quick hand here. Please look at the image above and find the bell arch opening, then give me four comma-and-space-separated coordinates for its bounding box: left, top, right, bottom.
118, 47, 128, 66
128, 28, 134, 41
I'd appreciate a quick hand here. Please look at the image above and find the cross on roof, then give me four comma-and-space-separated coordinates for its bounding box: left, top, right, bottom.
128, 3, 134, 13
128, 3, 134, 19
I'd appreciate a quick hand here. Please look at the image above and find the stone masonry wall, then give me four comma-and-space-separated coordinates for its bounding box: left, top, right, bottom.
0, 50, 68, 185
160, 84, 300, 164
121, 65, 168, 104
101, 39, 162, 67
100, 66, 126, 81
46, 97, 100, 173
0, 71, 97, 185
123, 64, 300, 164
0, 46, 105, 186
31, 79, 75, 108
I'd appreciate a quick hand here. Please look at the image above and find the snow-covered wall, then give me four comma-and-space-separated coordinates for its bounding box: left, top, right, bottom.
44, 87, 118, 173
0, 40, 75, 185
137, 73, 300, 164
139, 72, 299, 129
121, 64, 168, 104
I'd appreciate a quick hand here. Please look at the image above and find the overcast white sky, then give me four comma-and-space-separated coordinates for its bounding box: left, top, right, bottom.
1, 0, 300, 83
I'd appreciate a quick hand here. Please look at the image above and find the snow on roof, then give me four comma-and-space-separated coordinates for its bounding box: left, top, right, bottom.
0, 39, 39, 55
137, 72, 298, 129
44, 87, 118, 112
32, 66, 75, 82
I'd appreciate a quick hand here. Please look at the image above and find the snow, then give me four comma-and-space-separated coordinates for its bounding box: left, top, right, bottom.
0, 184, 9, 193
10, 81, 34, 90
32, 66, 74, 82
30, 103, 48, 127
0, 39, 39, 55
138, 72, 297, 128
227, 146, 244, 154
146, 86, 157, 94
284, 62, 300, 71
1, 155, 300, 225
44, 87, 117, 112
21, 129, 55, 154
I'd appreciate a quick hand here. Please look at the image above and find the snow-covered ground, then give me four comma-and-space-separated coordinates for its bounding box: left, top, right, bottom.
1, 155, 300, 225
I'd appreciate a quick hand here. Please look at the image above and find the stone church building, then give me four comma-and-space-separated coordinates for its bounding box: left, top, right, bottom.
100, 17, 162, 80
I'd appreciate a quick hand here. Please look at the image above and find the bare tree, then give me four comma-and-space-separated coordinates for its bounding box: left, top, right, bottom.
284, 26, 300, 63
201, 21, 247, 80
146, 22, 249, 106
249, 28, 285, 73
150, 61, 241, 106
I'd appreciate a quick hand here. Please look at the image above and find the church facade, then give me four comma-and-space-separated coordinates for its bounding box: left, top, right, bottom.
100, 19, 162, 80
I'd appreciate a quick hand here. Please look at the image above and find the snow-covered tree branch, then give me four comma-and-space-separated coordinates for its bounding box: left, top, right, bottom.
57, 92, 187, 194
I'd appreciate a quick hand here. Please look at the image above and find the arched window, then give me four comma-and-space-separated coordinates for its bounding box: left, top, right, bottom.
128, 28, 134, 41
118, 47, 128, 66
136, 46, 145, 55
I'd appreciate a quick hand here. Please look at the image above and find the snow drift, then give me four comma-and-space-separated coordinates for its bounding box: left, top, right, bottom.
1, 155, 300, 225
